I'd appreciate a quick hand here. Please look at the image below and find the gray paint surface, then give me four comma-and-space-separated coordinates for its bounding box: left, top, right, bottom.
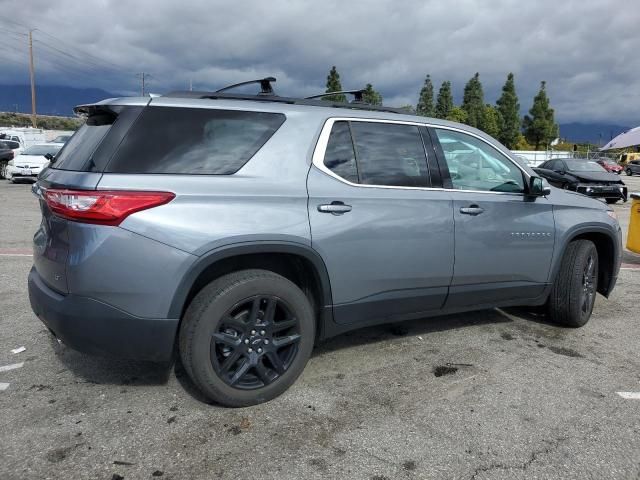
30, 95, 622, 343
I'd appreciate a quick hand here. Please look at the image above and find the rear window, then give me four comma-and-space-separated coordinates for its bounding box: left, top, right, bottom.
105, 107, 286, 175
52, 113, 115, 171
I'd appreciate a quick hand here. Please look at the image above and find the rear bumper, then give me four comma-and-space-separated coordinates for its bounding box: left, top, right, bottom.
28, 267, 179, 361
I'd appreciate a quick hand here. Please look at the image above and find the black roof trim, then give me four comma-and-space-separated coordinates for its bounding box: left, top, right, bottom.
305, 89, 365, 102
162, 90, 411, 115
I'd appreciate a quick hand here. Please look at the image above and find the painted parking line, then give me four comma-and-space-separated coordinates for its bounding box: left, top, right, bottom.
0, 383, 9, 391
0, 362, 24, 373
0, 248, 33, 257
617, 392, 640, 400
621, 263, 640, 270
0, 248, 32, 254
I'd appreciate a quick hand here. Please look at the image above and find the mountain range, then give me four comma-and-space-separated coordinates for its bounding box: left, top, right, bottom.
0, 84, 634, 144
0, 85, 117, 117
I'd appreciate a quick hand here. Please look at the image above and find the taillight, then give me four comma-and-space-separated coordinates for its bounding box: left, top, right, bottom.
44, 189, 175, 226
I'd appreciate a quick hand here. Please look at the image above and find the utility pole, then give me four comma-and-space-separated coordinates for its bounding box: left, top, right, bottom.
137, 72, 150, 96
28, 30, 37, 128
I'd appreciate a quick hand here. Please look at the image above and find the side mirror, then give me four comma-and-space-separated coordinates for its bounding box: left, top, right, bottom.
558, 170, 566, 175
44, 153, 54, 161
528, 176, 551, 197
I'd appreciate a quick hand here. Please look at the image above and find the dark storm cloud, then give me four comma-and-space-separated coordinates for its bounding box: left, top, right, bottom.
1, 0, 638, 124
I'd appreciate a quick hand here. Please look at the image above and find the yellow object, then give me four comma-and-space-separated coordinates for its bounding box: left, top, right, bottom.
628, 194, 640, 254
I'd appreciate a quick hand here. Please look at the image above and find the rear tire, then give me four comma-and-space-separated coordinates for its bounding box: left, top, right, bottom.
547, 240, 598, 327
627, 168, 633, 176
179, 269, 315, 407
605, 198, 618, 204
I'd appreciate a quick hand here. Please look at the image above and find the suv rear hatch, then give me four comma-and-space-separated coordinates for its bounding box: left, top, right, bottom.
33, 102, 145, 293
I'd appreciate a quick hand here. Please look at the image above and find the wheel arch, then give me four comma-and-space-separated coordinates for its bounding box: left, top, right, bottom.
553, 226, 621, 298
169, 242, 334, 336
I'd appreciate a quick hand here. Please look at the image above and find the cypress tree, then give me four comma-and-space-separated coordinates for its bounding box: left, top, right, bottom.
523, 81, 558, 150
416, 75, 435, 117
461, 73, 485, 129
435, 81, 453, 119
482, 104, 501, 138
446, 106, 467, 124
362, 83, 383, 106
325, 66, 347, 102
496, 73, 521, 148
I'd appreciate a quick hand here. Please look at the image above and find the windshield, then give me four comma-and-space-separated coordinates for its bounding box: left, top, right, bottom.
565, 160, 606, 172
22, 145, 63, 156
600, 159, 618, 166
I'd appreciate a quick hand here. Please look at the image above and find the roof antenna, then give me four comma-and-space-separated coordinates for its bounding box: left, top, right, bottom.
215, 77, 277, 96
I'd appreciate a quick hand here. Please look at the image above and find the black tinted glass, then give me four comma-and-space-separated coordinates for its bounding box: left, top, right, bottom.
52, 113, 115, 171
106, 107, 285, 174
323, 121, 358, 183
350, 122, 429, 187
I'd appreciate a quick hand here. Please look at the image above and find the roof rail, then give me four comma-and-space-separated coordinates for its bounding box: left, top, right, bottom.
163, 85, 413, 115
215, 77, 276, 96
305, 89, 365, 103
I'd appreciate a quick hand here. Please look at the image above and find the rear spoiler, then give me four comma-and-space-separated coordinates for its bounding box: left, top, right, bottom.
73, 97, 151, 116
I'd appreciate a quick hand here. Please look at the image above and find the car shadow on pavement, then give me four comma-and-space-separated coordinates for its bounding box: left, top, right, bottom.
49, 335, 174, 386
314, 308, 513, 357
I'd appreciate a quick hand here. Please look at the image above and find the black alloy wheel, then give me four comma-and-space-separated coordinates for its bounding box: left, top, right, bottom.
179, 269, 315, 407
211, 295, 301, 389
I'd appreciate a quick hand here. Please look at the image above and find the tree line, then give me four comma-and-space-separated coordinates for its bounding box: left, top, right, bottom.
325, 66, 558, 150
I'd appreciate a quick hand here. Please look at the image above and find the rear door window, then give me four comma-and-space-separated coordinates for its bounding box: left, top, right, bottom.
350, 122, 430, 187
105, 107, 285, 175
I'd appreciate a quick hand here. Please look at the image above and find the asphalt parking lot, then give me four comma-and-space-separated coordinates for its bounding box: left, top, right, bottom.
1, 177, 639, 480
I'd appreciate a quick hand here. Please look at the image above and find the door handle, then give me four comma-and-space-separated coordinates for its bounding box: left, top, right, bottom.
318, 202, 352, 215
459, 205, 484, 216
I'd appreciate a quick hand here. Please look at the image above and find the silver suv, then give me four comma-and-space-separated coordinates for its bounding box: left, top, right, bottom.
28, 80, 622, 406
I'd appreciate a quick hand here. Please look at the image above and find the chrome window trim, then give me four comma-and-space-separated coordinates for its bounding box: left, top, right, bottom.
311, 117, 530, 196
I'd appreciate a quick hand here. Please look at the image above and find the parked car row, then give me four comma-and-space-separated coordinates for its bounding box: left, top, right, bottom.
3, 143, 64, 183
0, 130, 73, 181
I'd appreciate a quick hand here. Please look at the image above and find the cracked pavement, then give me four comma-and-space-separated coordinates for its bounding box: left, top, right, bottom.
1, 178, 640, 480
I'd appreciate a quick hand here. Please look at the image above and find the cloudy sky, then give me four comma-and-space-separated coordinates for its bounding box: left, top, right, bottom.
1, 0, 638, 125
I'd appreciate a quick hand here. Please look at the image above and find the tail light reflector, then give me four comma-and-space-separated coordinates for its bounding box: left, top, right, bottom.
44, 189, 175, 226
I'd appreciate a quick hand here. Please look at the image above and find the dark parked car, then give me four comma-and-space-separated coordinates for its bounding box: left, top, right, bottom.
596, 158, 623, 174
28, 81, 622, 406
534, 158, 627, 204
625, 160, 640, 176
0, 141, 15, 179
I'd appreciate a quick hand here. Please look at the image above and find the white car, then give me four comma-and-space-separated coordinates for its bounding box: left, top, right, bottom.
6, 143, 63, 183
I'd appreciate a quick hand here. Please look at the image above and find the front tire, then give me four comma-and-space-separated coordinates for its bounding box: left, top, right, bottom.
179, 269, 315, 407
605, 198, 619, 204
547, 240, 598, 327
627, 168, 633, 176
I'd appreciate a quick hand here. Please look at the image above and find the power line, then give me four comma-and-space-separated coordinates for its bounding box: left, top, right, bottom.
34, 29, 124, 71
0, 17, 125, 75
33, 39, 120, 75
